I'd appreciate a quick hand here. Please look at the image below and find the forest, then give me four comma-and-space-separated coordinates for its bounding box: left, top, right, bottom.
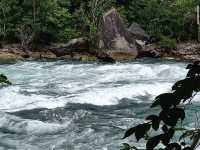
0, 0, 198, 47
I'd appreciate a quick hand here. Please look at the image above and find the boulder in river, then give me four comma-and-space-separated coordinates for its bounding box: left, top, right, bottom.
97, 8, 138, 60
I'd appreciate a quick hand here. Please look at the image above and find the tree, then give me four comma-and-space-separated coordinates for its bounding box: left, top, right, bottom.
19, 0, 77, 49
122, 61, 200, 149
0, 0, 199, 46
70, 0, 116, 46
0, 0, 21, 42
0, 0, 80, 47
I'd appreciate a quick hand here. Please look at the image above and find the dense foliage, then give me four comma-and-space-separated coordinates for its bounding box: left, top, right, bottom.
122, 61, 200, 149
0, 0, 198, 46
121, 0, 198, 41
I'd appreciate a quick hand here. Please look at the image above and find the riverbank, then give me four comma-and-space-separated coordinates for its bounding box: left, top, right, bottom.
138, 41, 200, 61
0, 41, 199, 64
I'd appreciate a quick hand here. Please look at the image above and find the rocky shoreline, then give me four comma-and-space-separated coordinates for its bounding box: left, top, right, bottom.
137, 41, 200, 62
0, 41, 199, 64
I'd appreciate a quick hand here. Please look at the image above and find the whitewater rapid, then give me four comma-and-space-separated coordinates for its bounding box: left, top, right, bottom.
0, 59, 199, 150
0, 60, 187, 112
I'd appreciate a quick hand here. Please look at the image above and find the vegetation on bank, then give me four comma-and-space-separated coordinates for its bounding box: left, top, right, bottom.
122, 61, 200, 149
0, 0, 198, 48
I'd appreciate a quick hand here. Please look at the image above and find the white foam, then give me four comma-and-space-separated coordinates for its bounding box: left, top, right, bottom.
0, 86, 68, 112
68, 82, 172, 105
0, 61, 188, 111
0, 112, 70, 135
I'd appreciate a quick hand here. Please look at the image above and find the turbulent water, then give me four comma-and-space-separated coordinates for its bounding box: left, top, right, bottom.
0, 59, 200, 150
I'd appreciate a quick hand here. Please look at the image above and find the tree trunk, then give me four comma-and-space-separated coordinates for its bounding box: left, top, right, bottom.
33, 0, 36, 25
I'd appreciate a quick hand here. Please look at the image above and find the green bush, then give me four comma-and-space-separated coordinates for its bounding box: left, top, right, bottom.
159, 36, 177, 50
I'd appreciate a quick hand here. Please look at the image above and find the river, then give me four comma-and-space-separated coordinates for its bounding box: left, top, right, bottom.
0, 59, 199, 150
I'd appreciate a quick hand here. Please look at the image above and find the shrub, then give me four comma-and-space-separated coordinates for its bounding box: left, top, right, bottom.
159, 36, 177, 50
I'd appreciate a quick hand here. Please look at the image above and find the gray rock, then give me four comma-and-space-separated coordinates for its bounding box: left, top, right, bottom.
137, 44, 161, 58
49, 38, 89, 56
135, 40, 146, 50
97, 8, 138, 59
128, 22, 150, 41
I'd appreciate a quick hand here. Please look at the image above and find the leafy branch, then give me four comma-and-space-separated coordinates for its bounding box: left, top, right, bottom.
122, 61, 200, 150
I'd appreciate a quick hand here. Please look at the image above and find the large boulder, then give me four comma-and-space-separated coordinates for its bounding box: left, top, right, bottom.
97, 8, 138, 60
128, 22, 150, 41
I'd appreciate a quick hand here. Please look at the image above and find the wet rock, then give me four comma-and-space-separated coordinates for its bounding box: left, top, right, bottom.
0, 51, 23, 63
106, 50, 139, 61
137, 44, 161, 58
29, 50, 57, 59
61, 54, 72, 60
61, 53, 97, 62
50, 38, 89, 57
88, 50, 115, 63
11, 49, 29, 58
72, 53, 97, 61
